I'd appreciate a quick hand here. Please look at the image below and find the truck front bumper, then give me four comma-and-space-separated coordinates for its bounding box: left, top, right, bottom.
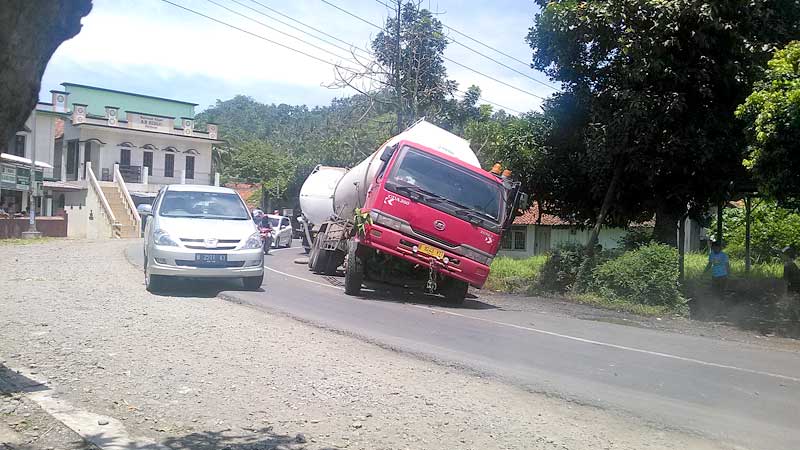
361, 224, 490, 288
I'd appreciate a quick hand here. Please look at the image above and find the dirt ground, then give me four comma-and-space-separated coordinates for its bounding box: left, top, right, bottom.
1, 239, 735, 450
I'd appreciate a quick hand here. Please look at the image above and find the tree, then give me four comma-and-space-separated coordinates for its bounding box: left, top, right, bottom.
736, 41, 800, 209
0, 0, 92, 151
526, 0, 800, 246
331, 1, 459, 132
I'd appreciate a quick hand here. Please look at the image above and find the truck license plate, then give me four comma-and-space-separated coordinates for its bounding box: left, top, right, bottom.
418, 243, 444, 259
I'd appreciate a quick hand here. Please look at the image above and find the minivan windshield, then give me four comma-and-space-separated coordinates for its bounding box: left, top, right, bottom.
158, 190, 250, 220
386, 147, 504, 225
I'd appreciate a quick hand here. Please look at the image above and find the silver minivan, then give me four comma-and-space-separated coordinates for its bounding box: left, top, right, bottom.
141, 185, 264, 292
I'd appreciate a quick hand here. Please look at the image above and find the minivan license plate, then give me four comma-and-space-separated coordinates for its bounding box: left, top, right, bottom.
195, 253, 227, 264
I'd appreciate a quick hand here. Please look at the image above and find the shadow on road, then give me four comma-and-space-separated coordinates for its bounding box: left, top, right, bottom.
0, 364, 49, 396
148, 278, 263, 299
355, 283, 498, 310
82, 428, 327, 450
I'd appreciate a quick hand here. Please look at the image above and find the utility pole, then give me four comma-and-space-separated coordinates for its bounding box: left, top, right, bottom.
23, 110, 41, 239
395, 0, 402, 133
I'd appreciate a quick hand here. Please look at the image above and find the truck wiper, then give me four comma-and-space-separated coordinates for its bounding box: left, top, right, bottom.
453, 208, 485, 226
394, 185, 444, 203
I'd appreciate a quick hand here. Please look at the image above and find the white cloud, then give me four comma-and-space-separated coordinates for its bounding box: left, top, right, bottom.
44, 0, 553, 113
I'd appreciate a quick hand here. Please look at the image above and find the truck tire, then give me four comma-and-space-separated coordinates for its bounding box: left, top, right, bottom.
441, 278, 468, 305
344, 240, 363, 295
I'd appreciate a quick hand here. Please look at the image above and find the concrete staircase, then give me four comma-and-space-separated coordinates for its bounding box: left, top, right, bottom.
101, 185, 139, 238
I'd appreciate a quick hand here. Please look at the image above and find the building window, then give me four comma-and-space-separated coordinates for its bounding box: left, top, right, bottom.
143, 151, 153, 175
13, 135, 25, 157
164, 153, 174, 178
120, 148, 131, 166
501, 226, 528, 251
185, 155, 195, 180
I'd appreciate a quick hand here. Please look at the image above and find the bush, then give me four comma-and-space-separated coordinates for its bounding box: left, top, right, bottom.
486, 256, 548, 292
537, 243, 585, 293
618, 229, 654, 251
592, 243, 685, 307
713, 200, 800, 262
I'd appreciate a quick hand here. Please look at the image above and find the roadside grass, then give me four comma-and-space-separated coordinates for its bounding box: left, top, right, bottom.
0, 237, 54, 246
572, 293, 685, 317
684, 252, 782, 282
486, 255, 547, 292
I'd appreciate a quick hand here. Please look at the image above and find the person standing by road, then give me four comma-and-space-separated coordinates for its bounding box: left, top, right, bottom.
705, 241, 730, 299
782, 246, 800, 297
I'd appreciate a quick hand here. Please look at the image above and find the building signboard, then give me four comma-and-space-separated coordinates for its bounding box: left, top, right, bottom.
127, 112, 172, 133
0, 163, 43, 192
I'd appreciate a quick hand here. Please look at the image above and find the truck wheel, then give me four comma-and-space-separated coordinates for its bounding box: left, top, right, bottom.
441, 278, 468, 305
344, 240, 363, 295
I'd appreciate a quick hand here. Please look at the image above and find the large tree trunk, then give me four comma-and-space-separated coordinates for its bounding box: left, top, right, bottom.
586, 161, 624, 255
653, 204, 681, 247
0, 1, 92, 151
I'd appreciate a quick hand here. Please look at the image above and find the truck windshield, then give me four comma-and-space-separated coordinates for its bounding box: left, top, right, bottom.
159, 190, 250, 220
386, 146, 504, 225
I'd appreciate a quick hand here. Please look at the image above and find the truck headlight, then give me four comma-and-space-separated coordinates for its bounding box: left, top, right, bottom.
242, 232, 262, 249
154, 229, 178, 247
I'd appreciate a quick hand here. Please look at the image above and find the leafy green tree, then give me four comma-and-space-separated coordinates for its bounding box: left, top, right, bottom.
716, 200, 800, 261
737, 42, 800, 209
526, 0, 800, 246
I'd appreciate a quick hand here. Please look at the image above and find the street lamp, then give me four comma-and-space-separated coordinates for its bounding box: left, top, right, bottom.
22, 110, 41, 239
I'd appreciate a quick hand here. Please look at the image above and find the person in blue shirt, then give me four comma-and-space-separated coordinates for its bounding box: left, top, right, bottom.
704, 241, 730, 298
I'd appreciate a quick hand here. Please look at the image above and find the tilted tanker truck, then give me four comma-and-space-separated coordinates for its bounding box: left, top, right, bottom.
298, 120, 527, 303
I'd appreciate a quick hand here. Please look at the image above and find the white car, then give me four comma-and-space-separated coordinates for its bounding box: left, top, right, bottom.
141, 185, 265, 292
266, 214, 293, 248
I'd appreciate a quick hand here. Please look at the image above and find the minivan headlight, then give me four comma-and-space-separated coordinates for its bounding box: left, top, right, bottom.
242, 232, 263, 249
154, 229, 178, 247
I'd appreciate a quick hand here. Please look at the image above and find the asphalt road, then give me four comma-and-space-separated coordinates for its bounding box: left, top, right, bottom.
127, 241, 800, 450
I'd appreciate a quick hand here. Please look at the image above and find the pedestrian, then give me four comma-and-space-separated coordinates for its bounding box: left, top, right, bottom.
704, 241, 730, 299
782, 246, 800, 297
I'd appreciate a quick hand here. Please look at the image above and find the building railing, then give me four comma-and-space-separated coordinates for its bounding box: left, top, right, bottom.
114, 164, 141, 233
118, 164, 142, 183
86, 162, 119, 237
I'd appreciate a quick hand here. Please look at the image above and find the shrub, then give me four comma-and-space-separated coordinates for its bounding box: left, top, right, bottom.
618, 229, 654, 251
592, 243, 685, 307
537, 243, 585, 293
486, 256, 548, 292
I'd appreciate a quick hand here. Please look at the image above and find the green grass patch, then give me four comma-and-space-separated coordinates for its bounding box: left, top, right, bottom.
571, 293, 688, 317
684, 252, 782, 281
0, 237, 54, 246
486, 255, 548, 292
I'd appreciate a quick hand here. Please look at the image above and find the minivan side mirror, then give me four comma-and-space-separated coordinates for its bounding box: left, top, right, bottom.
138, 204, 152, 216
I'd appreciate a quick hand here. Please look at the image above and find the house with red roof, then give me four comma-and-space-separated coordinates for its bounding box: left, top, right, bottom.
499, 202, 640, 258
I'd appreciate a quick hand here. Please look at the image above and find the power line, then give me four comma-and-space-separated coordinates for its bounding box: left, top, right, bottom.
318, 0, 547, 101
160, 0, 355, 70
237, 0, 373, 58
372, 0, 559, 91
160, 0, 524, 113
204, 0, 356, 63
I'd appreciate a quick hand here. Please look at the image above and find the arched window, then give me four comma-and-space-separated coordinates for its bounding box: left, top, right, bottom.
163, 146, 178, 152
141, 144, 158, 151
183, 148, 199, 155
118, 142, 135, 148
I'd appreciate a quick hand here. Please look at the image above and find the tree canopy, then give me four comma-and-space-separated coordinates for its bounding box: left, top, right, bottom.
524, 0, 800, 245
736, 41, 800, 209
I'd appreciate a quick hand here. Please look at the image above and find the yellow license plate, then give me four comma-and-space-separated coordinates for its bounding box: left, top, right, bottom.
418, 243, 444, 259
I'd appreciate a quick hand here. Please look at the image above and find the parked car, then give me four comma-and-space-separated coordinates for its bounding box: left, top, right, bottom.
141, 185, 265, 292
266, 214, 294, 248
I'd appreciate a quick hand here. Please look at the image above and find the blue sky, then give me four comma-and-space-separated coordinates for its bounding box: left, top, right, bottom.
40, 0, 554, 114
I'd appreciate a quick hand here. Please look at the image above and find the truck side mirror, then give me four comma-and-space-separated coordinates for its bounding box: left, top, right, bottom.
516, 192, 529, 211
380, 144, 397, 162
138, 204, 152, 216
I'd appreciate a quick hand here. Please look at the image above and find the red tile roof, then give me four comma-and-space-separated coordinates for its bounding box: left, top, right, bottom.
513, 202, 572, 226
226, 182, 261, 209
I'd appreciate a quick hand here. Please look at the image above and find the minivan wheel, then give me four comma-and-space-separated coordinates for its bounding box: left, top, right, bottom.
145, 271, 165, 293
243, 274, 264, 290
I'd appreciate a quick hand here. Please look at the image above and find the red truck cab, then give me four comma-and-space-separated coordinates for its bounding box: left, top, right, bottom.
359, 139, 511, 290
